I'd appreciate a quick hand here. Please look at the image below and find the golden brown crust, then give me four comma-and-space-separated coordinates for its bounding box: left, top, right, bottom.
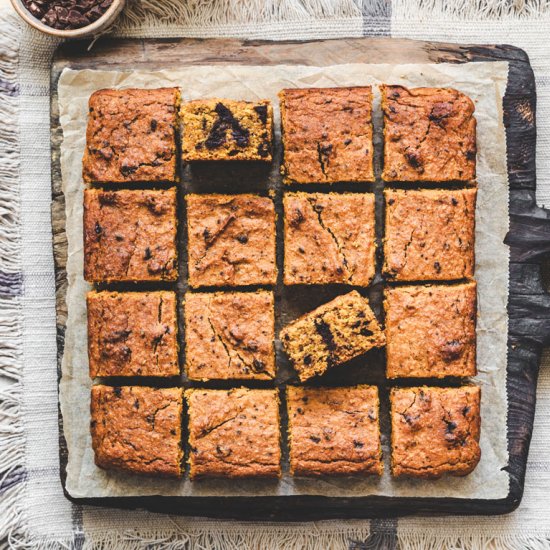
283, 192, 376, 286
280, 87, 374, 184
279, 291, 385, 382
287, 386, 383, 476
181, 99, 273, 162
186, 388, 281, 479
381, 85, 476, 182
384, 188, 476, 282
385, 282, 477, 379
185, 291, 275, 380
87, 291, 179, 378
390, 386, 481, 479
90, 385, 183, 477
83, 188, 178, 283
186, 194, 277, 288
82, 87, 180, 184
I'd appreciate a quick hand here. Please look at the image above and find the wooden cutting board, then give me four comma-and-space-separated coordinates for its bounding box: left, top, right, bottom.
50, 37, 550, 519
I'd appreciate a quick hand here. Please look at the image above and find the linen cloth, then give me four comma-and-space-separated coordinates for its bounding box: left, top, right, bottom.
0, 1, 549, 547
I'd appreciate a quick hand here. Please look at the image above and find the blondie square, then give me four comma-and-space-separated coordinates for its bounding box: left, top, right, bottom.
186, 388, 281, 479
381, 85, 476, 182
279, 291, 385, 382
384, 188, 476, 282
279, 87, 374, 184
181, 99, 273, 161
186, 194, 277, 287
90, 385, 183, 477
185, 291, 275, 380
283, 192, 376, 286
82, 87, 180, 184
83, 188, 178, 283
385, 282, 477, 379
87, 291, 179, 378
287, 386, 383, 476
390, 386, 481, 478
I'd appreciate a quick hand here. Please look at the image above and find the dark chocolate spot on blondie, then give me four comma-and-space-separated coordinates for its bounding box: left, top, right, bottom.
309, 435, 321, 444
133, 399, 140, 409
94, 221, 102, 235
289, 208, 305, 227
441, 339, 464, 361
252, 358, 265, 372
405, 150, 422, 169
205, 102, 250, 150
303, 354, 312, 365
98, 192, 118, 206
314, 318, 336, 352
120, 161, 138, 176
466, 149, 476, 161
429, 102, 453, 127
445, 420, 457, 433
113, 387, 122, 398
353, 440, 364, 449
360, 327, 373, 337
144, 247, 152, 260
150, 119, 158, 132
257, 142, 270, 158
462, 406, 471, 416
388, 198, 395, 205
434, 261, 441, 273
451, 198, 458, 206
236, 234, 248, 244
253, 104, 268, 125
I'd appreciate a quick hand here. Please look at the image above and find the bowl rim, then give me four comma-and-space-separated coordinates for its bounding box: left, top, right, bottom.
10, 0, 125, 38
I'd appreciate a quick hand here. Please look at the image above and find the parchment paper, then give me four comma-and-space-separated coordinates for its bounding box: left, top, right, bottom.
58, 61, 510, 499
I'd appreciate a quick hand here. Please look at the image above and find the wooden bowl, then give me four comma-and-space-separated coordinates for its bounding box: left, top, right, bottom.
10, 0, 126, 39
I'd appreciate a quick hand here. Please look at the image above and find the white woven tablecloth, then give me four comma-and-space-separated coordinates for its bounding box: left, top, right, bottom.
1, 1, 550, 547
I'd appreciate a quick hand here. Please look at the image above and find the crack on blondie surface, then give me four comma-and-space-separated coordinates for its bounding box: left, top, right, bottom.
307, 197, 350, 278
197, 414, 240, 439
316, 141, 328, 178
207, 314, 233, 368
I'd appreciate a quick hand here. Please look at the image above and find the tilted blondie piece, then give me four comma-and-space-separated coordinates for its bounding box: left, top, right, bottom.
280, 87, 374, 184
83, 87, 180, 184
87, 291, 179, 378
385, 282, 477, 379
186, 194, 277, 287
279, 291, 385, 381
283, 192, 376, 286
91, 385, 183, 477
83, 188, 178, 283
287, 385, 383, 476
185, 290, 275, 380
384, 188, 476, 282
186, 388, 281, 478
381, 85, 476, 182
390, 385, 481, 478
181, 99, 273, 161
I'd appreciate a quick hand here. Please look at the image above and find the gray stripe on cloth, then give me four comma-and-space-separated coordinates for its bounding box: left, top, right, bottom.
0, 467, 27, 496
0, 271, 23, 297
351, 518, 398, 550
362, 0, 391, 36
0, 79, 19, 97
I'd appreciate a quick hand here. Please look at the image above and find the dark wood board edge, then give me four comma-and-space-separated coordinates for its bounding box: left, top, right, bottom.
49, 37, 548, 519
